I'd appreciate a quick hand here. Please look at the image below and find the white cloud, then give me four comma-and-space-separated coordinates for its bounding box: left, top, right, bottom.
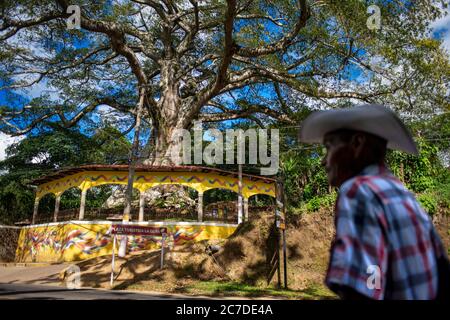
431, 5, 450, 30
440, 31, 450, 53
20, 79, 62, 101
96, 104, 125, 123
0, 132, 24, 161
31, 151, 49, 164
430, 5, 450, 55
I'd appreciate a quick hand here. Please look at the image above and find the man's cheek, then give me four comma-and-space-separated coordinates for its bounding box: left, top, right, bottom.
332, 146, 353, 163
331, 146, 355, 181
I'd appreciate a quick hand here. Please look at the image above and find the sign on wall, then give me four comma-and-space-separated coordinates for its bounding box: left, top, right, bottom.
110, 224, 168, 287
111, 225, 167, 236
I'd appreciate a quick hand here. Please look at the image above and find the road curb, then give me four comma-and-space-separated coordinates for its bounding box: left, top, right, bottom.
0, 263, 54, 268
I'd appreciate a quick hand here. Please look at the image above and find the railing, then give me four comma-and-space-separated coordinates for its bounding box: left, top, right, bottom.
32, 208, 120, 224
203, 208, 238, 223
33, 212, 56, 224
20, 205, 274, 225
143, 207, 198, 222
29, 207, 222, 224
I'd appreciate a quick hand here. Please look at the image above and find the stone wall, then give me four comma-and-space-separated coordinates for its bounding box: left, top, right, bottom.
0, 226, 21, 262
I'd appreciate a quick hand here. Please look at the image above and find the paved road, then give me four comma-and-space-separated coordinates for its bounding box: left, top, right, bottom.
0, 265, 206, 300
0, 282, 213, 300
0, 264, 69, 285
0, 266, 258, 300
0, 265, 272, 300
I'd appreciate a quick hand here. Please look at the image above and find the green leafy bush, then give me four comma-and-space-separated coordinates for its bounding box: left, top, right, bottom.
305, 192, 337, 212
306, 197, 322, 212
417, 193, 438, 215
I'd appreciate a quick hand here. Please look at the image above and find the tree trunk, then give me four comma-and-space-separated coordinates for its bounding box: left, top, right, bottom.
150, 123, 185, 165
145, 60, 194, 166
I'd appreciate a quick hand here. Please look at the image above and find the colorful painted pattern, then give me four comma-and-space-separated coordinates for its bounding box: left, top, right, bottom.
36, 171, 276, 199
15, 222, 236, 263
63, 229, 110, 255
172, 226, 205, 245
17, 225, 112, 262
127, 235, 160, 252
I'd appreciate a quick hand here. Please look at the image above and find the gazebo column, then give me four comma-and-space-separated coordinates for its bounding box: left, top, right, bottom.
32, 198, 40, 224
53, 193, 61, 222
138, 192, 145, 222
237, 195, 243, 224
237, 164, 243, 224
197, 192, 204, 222
244, 198, 249, 222
79, 189, 87, 220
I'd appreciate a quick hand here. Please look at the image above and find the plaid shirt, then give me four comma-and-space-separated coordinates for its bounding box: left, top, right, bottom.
325, 163, 447, 300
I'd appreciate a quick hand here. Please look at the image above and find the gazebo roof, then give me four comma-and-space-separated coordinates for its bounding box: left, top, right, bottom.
30, 164, 277, 186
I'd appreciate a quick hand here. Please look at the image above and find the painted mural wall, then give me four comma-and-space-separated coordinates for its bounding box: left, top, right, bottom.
15, 221, 237, 263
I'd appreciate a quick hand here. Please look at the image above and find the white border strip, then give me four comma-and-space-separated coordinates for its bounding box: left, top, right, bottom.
19, 220, 239, 229
0, 225, 22, 230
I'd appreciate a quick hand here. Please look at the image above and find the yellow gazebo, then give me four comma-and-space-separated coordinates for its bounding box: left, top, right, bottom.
30, 165, 277, 224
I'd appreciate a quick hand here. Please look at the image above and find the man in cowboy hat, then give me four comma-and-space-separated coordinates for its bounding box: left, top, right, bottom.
299, 104, 449, 300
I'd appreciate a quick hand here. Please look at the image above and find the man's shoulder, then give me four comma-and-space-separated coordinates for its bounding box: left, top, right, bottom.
340, 172, 405, 200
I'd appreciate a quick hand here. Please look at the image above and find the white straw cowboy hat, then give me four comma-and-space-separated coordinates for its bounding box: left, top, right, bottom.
299, 104, 418, 155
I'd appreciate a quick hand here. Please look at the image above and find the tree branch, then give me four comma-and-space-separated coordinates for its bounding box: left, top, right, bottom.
0, 12, 64, 41
237, 0, 310, 57
0, 98, 135, 136
176, 0, 199, 58
192, 0, 237, 123
200, 101, 294, 124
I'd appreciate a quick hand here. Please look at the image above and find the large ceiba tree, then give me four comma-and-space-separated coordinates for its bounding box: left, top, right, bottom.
0, 0, 449, 164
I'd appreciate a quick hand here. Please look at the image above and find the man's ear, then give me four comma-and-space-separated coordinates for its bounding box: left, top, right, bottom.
351, 133, 366, 158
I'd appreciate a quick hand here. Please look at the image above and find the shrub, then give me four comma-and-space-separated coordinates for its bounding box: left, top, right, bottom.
306, 197, 322, 212
417, 193, 438, 215
305, 192, 337, 212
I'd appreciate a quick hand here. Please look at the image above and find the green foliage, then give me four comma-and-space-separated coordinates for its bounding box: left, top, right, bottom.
279, 125, 330, 213
417, 193, 438, 215
280, 114, 450, 217
204, 189, 238, 206
60, 188, 82, 211
302, 192, 337, 213
385, 134, 450, 216
281, 147, 329, 203
419, 178, 450, 216
0, 177, 34, 223
0, 126, 130, 224
387, 138, 440, 193
434, 180, 450, 210
249, 194, 275, 207
86, 185, 118, 209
